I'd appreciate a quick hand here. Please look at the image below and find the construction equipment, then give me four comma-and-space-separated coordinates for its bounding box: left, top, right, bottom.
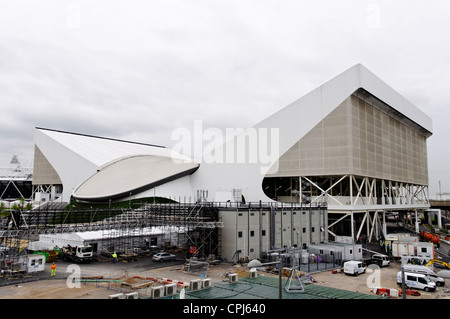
420, 231, 440, 245
398, 289, 421, 297
426, 258, 450, 269
374, 287, 400, 298
60, 245, 93, 263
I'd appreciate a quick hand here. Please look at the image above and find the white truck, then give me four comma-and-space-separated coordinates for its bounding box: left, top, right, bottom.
343, 261, 366, 276
60, 245, 93, 263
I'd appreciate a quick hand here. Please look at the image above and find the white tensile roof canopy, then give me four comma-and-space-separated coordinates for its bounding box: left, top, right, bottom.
34, 128, 197, 203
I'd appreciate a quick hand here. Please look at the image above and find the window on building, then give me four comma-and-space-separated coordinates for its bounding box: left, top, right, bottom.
250, 230, 255, 237
262, 230, 266, 236
238, 231, 243, 238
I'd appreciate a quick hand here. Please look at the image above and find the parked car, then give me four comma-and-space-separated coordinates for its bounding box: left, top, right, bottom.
152, 252, 176, 262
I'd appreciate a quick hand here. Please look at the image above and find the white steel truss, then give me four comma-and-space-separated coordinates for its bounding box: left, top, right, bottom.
301, 175, 430, 243
302, 175, 429, 209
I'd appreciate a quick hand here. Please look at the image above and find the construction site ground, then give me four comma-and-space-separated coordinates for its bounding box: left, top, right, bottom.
0, 256, 449, 299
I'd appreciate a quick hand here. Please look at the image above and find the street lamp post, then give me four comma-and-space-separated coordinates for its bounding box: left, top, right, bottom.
248, 258, 283, 299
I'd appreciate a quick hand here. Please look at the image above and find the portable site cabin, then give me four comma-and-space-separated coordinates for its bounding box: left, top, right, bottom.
391, 236, 434, 259
329, 242, 363, 261
384, 233, 414, 250
308, 242, 362, 262
14, 254, 46, 273
6, 255, 45, 273
308, 244, 344, 265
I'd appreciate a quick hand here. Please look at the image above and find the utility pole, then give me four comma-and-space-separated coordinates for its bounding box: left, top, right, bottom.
401, 266, 406, 300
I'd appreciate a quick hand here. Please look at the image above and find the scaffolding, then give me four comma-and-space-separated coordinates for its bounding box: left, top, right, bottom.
0, 202, 224, 277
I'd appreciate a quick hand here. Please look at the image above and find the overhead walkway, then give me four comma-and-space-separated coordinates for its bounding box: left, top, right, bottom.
430, 200, 450, 210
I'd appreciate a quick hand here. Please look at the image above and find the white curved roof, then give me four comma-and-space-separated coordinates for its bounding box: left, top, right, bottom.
35, 128, 171, 166
34, 128, 197, 202
73, 154, 199, 201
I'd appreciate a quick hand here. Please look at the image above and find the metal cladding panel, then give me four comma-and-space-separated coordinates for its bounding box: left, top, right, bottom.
268, 93, 430, 185
32, 145, 62, 185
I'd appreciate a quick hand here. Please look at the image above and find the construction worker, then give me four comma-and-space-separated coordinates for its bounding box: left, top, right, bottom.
50, 262, 56, 277
112, 252, 117, 263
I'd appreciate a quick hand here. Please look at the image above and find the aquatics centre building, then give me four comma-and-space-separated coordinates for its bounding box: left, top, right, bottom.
32, 64, 433, 249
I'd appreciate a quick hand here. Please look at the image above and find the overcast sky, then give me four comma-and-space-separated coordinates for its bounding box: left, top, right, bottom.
0, 0, 449, 197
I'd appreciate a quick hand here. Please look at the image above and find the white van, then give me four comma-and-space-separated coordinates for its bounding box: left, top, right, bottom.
397, 271, 436, 292
403, 265, 445, 287
344, 261, 366, 276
